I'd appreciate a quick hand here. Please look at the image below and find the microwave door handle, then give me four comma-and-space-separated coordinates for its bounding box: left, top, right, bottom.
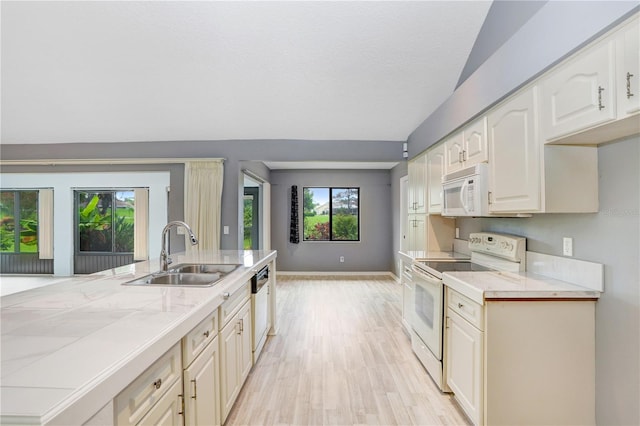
459, 180, 470, 213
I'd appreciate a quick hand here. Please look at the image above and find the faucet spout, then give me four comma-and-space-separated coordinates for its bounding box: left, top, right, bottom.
160, 221, 198, 271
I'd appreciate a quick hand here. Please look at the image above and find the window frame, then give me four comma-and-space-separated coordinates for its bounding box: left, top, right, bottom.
302, 186, 360, 242
0, 189, 40, 254
74, 189, 136, 255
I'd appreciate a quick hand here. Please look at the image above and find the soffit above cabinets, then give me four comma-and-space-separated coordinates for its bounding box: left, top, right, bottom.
1, 1, 491, 145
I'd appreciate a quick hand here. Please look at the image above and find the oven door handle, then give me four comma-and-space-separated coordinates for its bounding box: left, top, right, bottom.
459, 179, 470, 214
411, 265, 442, 285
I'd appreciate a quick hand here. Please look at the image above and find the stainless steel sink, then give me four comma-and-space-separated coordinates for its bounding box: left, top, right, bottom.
123, 264, 241, 287
168, 263, 241, 275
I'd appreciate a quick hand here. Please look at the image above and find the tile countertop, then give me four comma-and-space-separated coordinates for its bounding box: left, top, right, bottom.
0, 250, 276, 426
443, 270, 602, 305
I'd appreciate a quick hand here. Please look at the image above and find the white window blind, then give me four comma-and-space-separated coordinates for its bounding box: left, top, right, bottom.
38, 188, 54, 259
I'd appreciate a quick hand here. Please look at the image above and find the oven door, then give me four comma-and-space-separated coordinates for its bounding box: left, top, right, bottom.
411, 266, 443, 361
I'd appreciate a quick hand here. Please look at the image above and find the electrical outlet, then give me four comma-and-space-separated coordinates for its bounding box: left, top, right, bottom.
339, 256, 345, 263
563, 237, 573, 257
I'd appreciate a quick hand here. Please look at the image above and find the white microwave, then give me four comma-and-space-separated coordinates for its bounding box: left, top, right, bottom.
442, 163, 489, 217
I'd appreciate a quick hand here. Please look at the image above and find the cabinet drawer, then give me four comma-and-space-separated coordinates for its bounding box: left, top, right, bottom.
448, 290, 484, 331
219, 281, 251, 329
135, 378, 183, 426
183, 309, 218, 368
115, 343, 182, 426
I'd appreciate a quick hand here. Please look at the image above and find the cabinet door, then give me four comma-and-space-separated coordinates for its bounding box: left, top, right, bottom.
488, 86, 541, 212
238, 300, 253, 382
617, 17, 640, 116
444, 132, 464, 173
136, 379, 183, 426
427, 144, 445, 214
407, 214, 426, 252
542, 39, 616, 141
408, 154, 427, 213
219, 316, 240, 422
463, 117, 488, 166
446, 310, 483, 426
184, 336, 220, 426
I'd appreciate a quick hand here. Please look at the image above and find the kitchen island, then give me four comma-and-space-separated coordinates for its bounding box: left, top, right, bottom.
0, 250, 276, 425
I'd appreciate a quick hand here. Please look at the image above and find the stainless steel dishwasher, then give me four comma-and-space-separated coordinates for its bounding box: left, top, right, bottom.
251, 265, 270, 363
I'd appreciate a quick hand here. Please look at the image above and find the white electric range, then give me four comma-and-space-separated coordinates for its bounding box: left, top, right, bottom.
409, 232, 526, 391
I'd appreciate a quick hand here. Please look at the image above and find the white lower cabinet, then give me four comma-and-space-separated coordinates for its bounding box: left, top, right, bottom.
445, 294, 483, 426
220, 298, 253, 423
136, 379, 183, 426
445, 288, 596, 426
183, 335, 220, 426
114, 343, 183, 426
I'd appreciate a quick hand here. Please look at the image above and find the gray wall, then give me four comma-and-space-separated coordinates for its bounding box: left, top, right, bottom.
457, 136, 640, 426
2, 140, 402, 251
270, 169, 393, 272
409, 1, 639, 157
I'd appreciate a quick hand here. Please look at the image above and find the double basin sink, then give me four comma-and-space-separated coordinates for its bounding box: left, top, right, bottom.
124, 263, 241, 287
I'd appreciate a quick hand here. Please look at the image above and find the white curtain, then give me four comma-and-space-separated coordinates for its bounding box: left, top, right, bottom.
133, 188, 149, 261
184, 161, 224, 252
38, 189, 54, 260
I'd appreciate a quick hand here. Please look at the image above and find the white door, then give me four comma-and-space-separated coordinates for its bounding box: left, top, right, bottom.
488, 86, 541, 213
444, 132, 464, 173
184, 337, 220, 426
427, 145, 445, 214
541, 39, 616, 141
220, 318, 240, 422
446, 309, 483, 426
412, 268, 443, 360
617, 17, 640, 116
463, 116, 488, 166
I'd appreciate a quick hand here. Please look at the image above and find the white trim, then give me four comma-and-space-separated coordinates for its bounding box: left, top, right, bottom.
0, 158, 224, 166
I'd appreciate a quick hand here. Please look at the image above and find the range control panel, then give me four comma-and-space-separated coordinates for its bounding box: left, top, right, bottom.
468, 232, 526, 262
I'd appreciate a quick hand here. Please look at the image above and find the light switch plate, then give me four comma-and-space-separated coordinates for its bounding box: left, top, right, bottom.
563, 237, 573, 256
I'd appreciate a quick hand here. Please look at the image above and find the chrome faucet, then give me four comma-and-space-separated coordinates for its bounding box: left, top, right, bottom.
160, 221, 198, 271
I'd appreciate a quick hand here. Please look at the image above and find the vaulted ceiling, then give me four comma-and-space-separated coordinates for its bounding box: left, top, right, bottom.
1, 1, 495, 145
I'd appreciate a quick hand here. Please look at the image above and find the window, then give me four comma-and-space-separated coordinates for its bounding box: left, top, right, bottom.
303, 187, 359, 241
0, 190, 39, 253
75, 190, 135, 253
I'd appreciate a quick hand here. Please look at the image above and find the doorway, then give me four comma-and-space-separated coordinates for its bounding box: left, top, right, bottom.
243, 186, 260, 250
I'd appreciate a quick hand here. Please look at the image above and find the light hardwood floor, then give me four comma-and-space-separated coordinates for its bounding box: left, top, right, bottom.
225, 275, 471, 426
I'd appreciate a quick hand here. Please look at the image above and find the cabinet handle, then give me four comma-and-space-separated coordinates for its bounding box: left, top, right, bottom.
191, 379, 198, 399
240, 318, 244, 333
152, 378, 162, 389
237, 321, 242, 335
458, 151, 463, 163
223, 292, 230, 300
178, 394, 184, 415
488, 191, 492, 205
458, 302, 464, 309
203, 330, 210, 338
462, 150, 467, 162
627, 72, 635, 99
598, 86, 605, 110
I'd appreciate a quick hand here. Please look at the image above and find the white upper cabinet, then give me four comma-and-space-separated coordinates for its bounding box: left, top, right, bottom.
444, 117, 488, 174
617, 16, 640, 117
408, 153, 427, 214
541, 38, 617, 142
427, 143, 445, 214
487, 86, 541, 213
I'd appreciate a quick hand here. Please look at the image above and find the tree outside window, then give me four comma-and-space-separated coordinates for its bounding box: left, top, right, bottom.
303, 187, 359, 241
75, 190, 135, 253
0, 190, 39, 253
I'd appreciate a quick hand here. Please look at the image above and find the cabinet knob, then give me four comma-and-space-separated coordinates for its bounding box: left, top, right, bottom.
458, 303, 464, 309
153, 378, 162, 389
203, 330, 210, 338
223, 292, 230, 300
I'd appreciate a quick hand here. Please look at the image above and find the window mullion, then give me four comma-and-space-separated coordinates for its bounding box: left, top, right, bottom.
328, 188, 333, 241
14, 192, 21, 253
